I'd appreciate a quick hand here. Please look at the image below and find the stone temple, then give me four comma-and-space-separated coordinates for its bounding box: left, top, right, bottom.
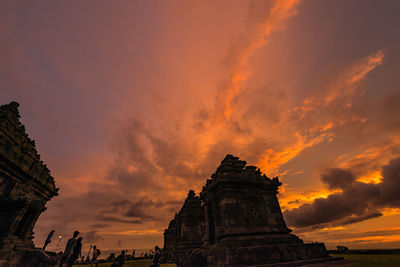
0, 102, 58, 266
164, 155, 335, 266
163, 190, 205, 265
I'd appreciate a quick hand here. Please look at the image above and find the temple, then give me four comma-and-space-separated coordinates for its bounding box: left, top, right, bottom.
164, 155, 336, 267
163, 190, 205, 264
0, 102, 58, 266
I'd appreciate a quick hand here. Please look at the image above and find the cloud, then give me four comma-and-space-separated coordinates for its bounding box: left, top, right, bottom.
284, 157, 400, 229
95, 215, 142, 225
255, 49, 385, 176
380, 157, 400, 206
195, 0, 300, 128
83, 231, 104, 243
320, 168, 355, 190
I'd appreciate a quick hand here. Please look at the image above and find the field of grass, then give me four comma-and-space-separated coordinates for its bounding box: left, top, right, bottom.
74, 255, 400, 267
331, 253, 400, 266
74, 259, 176, 267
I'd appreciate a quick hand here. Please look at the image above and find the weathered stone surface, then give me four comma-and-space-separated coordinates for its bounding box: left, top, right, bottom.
175, 190, 205, 250
163, 190, 205, 264
0, 102, 58, 266
201, 155, 298, 248
163, 214, 178, 262
165, 154, 332, 267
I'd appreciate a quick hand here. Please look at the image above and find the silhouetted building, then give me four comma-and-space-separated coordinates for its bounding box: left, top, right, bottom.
0, 102, 58, 266
163, 190, 205, 264
164, 155, 336, 267
164, 215, 177, 247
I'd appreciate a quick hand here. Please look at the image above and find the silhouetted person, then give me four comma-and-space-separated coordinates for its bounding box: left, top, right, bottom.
111, 250, 126, 267
59, 231, 79, 267
149, 246, 161, 267
67, 237, 82, 267
42, 230, 54, 251
91, 245, 101, 267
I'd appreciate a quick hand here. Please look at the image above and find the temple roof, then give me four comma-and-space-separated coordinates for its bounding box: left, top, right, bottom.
201, 154, 281, 196
0, 102, 58, 195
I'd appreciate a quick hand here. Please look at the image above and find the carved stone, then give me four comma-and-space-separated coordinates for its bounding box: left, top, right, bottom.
165, 155, 337, 267
0, 102, 58, 266
163, 190, 205, 264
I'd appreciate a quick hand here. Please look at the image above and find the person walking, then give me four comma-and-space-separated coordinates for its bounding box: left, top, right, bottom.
149, 246, 161, 267
42, 230, 54, 251
90, 245, 101, 267
59, 231, 79, 267
66, 237, 82, 267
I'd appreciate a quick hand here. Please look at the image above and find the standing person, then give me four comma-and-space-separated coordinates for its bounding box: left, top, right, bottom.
90, 245, 101, 267
149, 246, 161, 267
42, 230, 54, 251
67, 237, 82, 267
85, 245, 93, 263
59, 231, 79, 267
111, 250, 125, 267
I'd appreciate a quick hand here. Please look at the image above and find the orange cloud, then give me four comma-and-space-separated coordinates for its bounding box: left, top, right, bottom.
295, 50, 384, 114
258, 132, 325, 175
257, 50, 385, 176
204, 0, 301, 127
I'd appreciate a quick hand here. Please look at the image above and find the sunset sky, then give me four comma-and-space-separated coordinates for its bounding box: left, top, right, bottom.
1, 0, 400, 254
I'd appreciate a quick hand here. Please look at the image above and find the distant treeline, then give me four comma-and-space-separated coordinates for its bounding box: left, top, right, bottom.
329, 249, 400, 255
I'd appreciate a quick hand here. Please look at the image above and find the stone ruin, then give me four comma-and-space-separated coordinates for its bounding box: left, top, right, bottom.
163, 190, 205, 264
163, 154, 337, 267
0, 102, 58, 266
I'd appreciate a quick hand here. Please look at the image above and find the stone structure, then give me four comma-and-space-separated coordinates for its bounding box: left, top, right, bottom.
165, 155, 337, 267
163, 190, 205, 264
163, 214, 178, 252
0, 102, 58, 266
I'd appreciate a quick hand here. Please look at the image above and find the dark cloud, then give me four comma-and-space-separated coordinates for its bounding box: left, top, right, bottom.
122, 198, 181, 220
320, 168, 356, 190
96, 197, 182, 226
83, 231, 104, 243
90, 224, 109, 228
107, 118, 208, 192
340, 212, 382, 225
95, 215, 142, 224
284, 157, 400, 229
380, 157, 400, 206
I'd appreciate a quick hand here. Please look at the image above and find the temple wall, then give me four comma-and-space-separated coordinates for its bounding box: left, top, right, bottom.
165, 154, 332, 266
0, 102, 58, 266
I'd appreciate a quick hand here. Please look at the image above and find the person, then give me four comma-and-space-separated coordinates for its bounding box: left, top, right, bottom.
91, 245, 101, 267
149, 246, 161, 267
59, 231, 79, 267
67, 237, 82, 267
111, 250, 125, 267
132, 249, 135, 259
42, 230, 54, 251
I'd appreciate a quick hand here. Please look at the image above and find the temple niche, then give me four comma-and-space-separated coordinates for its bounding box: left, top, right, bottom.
0, 102, 58, 266
164, 155, 336, 267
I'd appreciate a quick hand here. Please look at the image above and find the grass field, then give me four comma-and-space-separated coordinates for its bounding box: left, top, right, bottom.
331, 254, 400, 266
73, 259, 176, 267
74, 255, 400, 266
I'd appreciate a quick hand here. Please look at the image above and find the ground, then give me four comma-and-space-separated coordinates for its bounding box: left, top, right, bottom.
73, 259, 176, 267
331, 254, 400, 267
73, 255, 400, 267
